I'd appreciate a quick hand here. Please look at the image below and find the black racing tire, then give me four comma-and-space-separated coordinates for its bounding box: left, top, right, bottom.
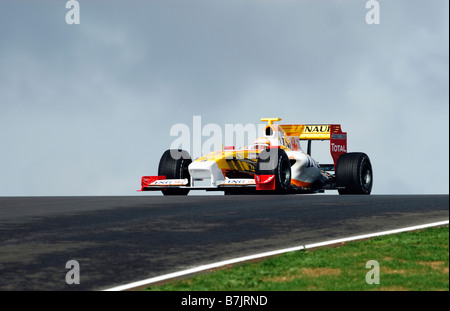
158, 149, 192, 196
336, 152, 373, 195
256, 148, 291, 193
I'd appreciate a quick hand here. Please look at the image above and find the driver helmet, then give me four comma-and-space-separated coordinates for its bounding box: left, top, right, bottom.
253, 137, 271, 150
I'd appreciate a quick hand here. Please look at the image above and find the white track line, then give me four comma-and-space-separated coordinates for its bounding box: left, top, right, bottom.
103, 220, 449, 291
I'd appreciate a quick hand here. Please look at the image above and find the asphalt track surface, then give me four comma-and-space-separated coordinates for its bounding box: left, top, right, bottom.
0, 194, 448, 291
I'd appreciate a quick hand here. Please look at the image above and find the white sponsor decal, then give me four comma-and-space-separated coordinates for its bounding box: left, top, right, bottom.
221, 179, 256, 185
331, 133, 346, 140
151, 179, 188, 186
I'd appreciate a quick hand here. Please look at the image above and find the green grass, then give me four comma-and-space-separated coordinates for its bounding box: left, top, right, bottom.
146, 226, 449, 291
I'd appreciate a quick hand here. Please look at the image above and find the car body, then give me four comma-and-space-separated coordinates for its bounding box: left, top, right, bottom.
140, 118, 373, 195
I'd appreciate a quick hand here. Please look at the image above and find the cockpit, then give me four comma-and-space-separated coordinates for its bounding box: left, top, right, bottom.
246, 143, 270, 151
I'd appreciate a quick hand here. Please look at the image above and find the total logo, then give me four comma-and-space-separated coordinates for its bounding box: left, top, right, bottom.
331, 143, 347, 153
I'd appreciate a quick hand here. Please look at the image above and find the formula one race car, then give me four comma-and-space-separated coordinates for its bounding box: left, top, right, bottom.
140, 118, 373, 195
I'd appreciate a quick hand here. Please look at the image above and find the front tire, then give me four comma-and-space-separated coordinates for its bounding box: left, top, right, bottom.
256, 148, 291, 193
336, 152, 373, 195
158, 149, 192, 195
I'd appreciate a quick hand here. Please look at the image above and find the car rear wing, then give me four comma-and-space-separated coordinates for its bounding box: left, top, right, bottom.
278, 124, 347, 166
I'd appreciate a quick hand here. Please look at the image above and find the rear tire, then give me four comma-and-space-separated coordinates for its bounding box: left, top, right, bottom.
256, 148, 291, 193
336, 152, 373, 195
158, 149, 192, 195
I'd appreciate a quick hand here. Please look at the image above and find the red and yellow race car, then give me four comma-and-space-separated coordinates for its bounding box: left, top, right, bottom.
140, 118, 373, 195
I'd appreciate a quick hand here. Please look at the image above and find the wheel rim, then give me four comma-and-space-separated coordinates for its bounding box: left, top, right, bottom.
362, 166, 372, 191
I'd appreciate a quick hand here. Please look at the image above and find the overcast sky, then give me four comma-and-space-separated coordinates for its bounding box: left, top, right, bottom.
0, 0, 448, 196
